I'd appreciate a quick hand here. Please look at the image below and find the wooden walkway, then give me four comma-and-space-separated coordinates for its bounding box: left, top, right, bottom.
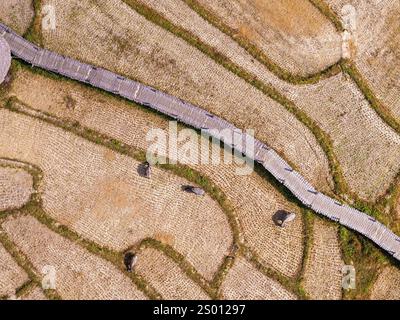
1, 23, 400, 261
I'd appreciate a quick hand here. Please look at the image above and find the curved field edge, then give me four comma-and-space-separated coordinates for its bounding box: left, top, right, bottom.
121, 0, 400, 216
307, 0, 400, 299
177, 0, 343, 84
23, 0, 42, 45
0, 159, 161, 300
0, 160, 58, 300
1, 96, 311, 299
308, 0, 345, 33
120, 0, 347, 198
10, 1, 397, 299
25, 0, 398, 217
242, 208, 315, 299
340, 60, 400, 138
117, 0, 400, 249
20, 0, 341, 199
29, 0, 330, 194
5, 47, 396, 300
308, 1, 400, 150
0, 158, 40, 216
0, 223, 60, 300
6, 58, 318, 277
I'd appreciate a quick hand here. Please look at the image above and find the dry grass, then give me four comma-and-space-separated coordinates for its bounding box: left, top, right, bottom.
303, 219, 343, 300
0, 167, 34, 211
326, 0, 400, 120
220, 256, 296, 300
2, 214, 147, 300
0, 243, 29, 298
130, 0, 293, 87
191, 0, 341, 75
274, 73, 400, 201
0, 107, 232, 280
370, 266, 400, 300
0, 0, 34, 35
134, 248, 210, 300
126, 0, 400, 201
38, 0, 332, 191
7, 67, 305, 278
20, 286, 47, 300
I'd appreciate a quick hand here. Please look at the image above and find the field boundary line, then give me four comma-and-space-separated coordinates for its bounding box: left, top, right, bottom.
2, 98, 303, 298
2, 22, 400, 262
122, 0, 348, 196
178, 0, 343, 84
0, 156, 161, 300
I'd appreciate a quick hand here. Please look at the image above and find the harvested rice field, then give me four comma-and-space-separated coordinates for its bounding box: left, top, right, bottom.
134, 248, 210, 300
20, 287, 47, 300
396, 193, 400, 218
0, 243, 29, 298
371, 266, 400, 300
50, 0, 395, 201
111, 0, 400, 200
0, 107, 232, 281
220, 256, 296, 300
0, 0, 34, 35
39, 0, 333, 192
275, 74, 400, 200
7, 67, 305, 278
189, 0, 342, 75
1, 0, 400, 302
0, 166, 34, 211
327, 0, 400, 120
303, 219, 343, 300
2, 215, 147, 300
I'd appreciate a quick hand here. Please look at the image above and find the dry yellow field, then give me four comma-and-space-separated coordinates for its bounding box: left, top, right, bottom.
135, 0, 283, 86
134, 248, 210, 300
39, 0, 332, 192
20, 287, 47, 300
0, 107, 232, 280
194, 0, 341, 75
2, 215, 147, 300
0, 0, 399, 302
220, 256, 296, 300
371, 266, 400, 300
275, 74, 400, 200
0, 0, 34, 35
0, 166, 34, 211
0, 243, 29, 298
303, 219, 343, 300
117, 0, 400, 200
8, 68, 305, 278
327, 0, 400, 119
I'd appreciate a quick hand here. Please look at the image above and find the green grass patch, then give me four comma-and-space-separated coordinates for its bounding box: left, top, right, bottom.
339, 226, 392, 299
122, 0, 348, 197
308, 0, 345, 33
138, 238, 217, 299
181, 0, 343, 84
24, 0, 43, 45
